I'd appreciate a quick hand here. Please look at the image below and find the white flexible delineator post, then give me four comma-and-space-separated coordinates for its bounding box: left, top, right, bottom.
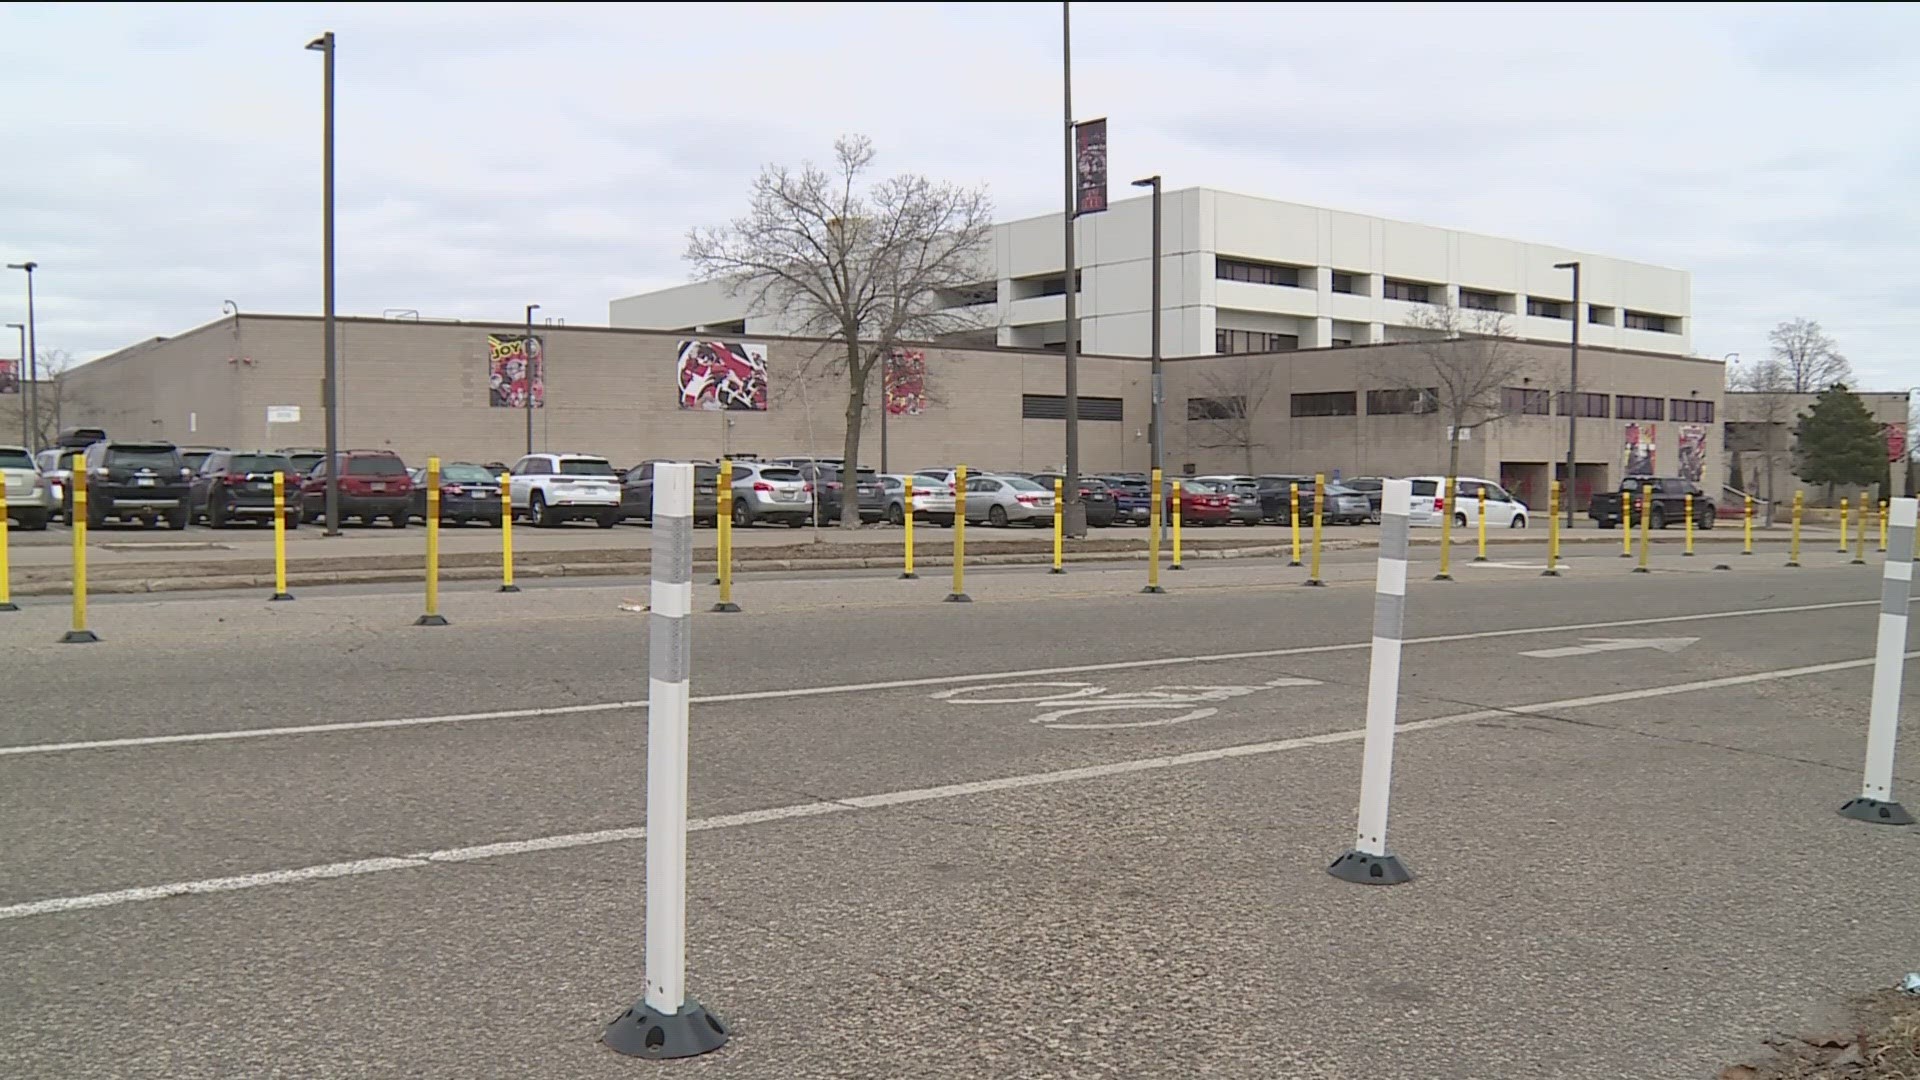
1840, 496, 1915, 827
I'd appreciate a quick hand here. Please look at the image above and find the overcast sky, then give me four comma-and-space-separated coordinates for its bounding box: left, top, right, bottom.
2, 2, 1916, 391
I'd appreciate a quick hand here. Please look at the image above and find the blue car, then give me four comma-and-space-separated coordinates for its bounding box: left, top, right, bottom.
1098, 475, 1152, 525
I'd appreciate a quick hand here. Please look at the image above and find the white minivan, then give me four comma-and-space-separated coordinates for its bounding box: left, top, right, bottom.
1404, 476, 1529, 529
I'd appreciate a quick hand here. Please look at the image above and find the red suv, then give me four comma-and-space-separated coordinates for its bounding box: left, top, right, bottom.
299, 450, 413, 528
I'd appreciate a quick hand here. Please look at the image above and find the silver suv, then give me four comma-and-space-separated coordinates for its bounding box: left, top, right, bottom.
729, 462, 811, 528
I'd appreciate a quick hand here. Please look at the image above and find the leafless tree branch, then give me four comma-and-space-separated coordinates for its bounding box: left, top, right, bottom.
1187, 357, 1277, 474
1375, 304, 1534, 480
1768, 316, 1851, 394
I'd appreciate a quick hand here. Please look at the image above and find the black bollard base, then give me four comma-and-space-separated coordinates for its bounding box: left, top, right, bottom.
0, 601, 17, 612
1327, 850, 1412, 886
499, 584, 521, 593
1631, 566, 1651, 574
1433, 573, 1452, 582
1540, 568, 1561, 577
1837, 797, 1914, 826
1303, 579, 1326, 587
1049, 567, 1065, 574
1168, 564, 1185, 571
1472, 556, 1487, 563
415, 614, 449, 627
899, 571, 917, 580
269, 592, 295, 602
1287, 560, 1302, 568
603, 996, 730, 1060
1785, 560, 1801, 567
1141, 584, 1165, 594
60, 629, 99, 644
944, 593, 971, 603
710, 602, 741, 613
1712, 563, 1731, 571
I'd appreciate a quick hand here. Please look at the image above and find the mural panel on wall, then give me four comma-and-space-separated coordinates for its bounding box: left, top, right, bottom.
0, 358, 17, 394
1677, 425, 1706, 483
1623, 423, 1656, 476
883, 348, 927, 416
676, 340, 769, 411
487, 335, 544, 408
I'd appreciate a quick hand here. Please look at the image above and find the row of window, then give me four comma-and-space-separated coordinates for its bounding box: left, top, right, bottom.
1276, 391, 1714, 421
1215, 257, 1303, 288
1214, 328, 1299, 354
1020, 394, 1125, 421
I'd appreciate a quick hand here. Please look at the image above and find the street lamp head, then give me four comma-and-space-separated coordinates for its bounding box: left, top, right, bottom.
4, 323, 21, 331
6, 262, 36, 273
1130, 176, 1160, 188
305, 33, 331, 52
1553, 261, 1578, 270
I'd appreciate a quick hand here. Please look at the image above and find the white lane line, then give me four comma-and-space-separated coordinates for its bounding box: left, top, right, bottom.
2, 650, 1906, 923
0, 598, 1878, 759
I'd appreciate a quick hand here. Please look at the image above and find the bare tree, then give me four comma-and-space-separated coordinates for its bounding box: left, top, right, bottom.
1729, 353, 1795, 522
686, 135, 993, 527
1187, 357, 1276, 473
25, 349, 81, 449
1379, 305, 1533, 482
1769, 316, 1851, 393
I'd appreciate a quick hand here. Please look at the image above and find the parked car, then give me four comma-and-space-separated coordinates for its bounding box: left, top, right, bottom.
1323, 482, 1376, 525
879, 474, 938, 526
728, 461, 811, 528
507, 452, 622, 528
34, 448, 70, 521
1343, 477, 1386, 523
0, 445, 53, 530
299, 449, 413, 528
190, 451, 300, 528
799, 462, 886, 524
1252, 475, 1316, 523
1589, 476, 1713, 531
1403, 476, 1529, 530
910, 469, 964, 526
408, 462, 504, 526
621, 461, 720, 525
1098, 475, 1152, 525
56, 426, 108, 450
1169, 477, 1236, 525
1027, 472, 1117, 527
178, 445, 228, 476
1194, 475, 1265, 525
80, 440, 193, 529
963, 473, 1055, 527
278, 448, 328, 478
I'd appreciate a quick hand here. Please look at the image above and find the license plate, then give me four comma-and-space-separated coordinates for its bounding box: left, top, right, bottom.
136, 477, 155, 487
775, 491, 799, 501
370, 482, 386, 492
251, 482, 269, 491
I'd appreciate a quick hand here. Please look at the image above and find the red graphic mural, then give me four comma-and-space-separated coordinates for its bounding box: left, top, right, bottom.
883, 348, 926, 416
488, 335, 544, 408
676, 340, 769, 411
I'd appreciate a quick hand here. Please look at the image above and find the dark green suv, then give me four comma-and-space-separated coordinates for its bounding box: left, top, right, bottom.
80, 441, 192, 529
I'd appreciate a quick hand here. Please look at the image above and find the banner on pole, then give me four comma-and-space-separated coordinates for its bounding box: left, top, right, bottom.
1623, 423, 1656, 475
883, 348, 927, 416
1074, 117, 1108, 216
0, 358, 17, 394
487, 335, 544, 408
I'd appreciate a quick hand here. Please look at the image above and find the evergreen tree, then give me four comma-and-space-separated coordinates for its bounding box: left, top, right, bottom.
1794, 384, 1884, 504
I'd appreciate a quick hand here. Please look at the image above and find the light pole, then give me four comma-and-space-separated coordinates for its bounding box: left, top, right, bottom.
8, 262, 38, 452
306, 31, 341, 537
6, 323, 23, 448
1131, 175, 1162, 536
1059, 0, 1086, 538
1554, 260, 1580, 526
524, 304, 540, 456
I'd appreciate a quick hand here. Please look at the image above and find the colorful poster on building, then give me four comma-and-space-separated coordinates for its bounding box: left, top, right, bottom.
676, 340, 769, 411
1074, 117, 1107, 216
883, 348, 927, 416
1884, 423, 1908, 462
1678, 425, 1706, 482
0, 358, 17, 395
1623, 423, 1656, 476
487, 334, 544, 408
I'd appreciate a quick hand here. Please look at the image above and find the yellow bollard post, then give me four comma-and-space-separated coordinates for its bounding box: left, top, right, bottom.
1170, 481, 1184, 570
1851, 496, 1867, 565
0, 482, 14, 612
713, 459, 741, 611
1633, 486, 1652, 573
1620, 487, 1634, 557
1542, 480, 1562, 577
900, 475, 917, 579
499, 471, 519, 592
1742, 494, 1754, 556
1142, 468, 1165, 594
62, 452, 98, 643
1287, 482, 1302, 567
269, 471, 294, 601
1880, 500, 1889, 553
1305, 472, 1327, 586
1435, 476, 1457, 581
946, 465, 970, 602
1473, 485, 1488, 562
416, 457, 448, 625
1050, 477, 1065, 574
1838, 497, 1849, 553
1786, 491, 1804, 566
1683, 492, 1695, 556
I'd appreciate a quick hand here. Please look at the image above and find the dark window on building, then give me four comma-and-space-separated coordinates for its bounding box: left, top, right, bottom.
1589, 306, 1613, 325
1330, 272, 1358, 294
1215, 257, 1303, 288
1616, 395, 1665, 420
1502, 387, 1551, 415
1330, 337, 1352, 347
1035, 272, 1083, 297
1022, 394, 1123, 421
1725, 421, 1773, 452
1291, 391, 1358, 418
938, 282, 997, 308
1187, 396, 1247, 421
1459, 288, 1504, 312
1670, 398, 1714, 423
1555, 391, 1610, 418
1624, 310, 1673, 333
1215, 329, 1299, 354
1382, 278, 1430, 304
1367, 388, 1438, 415
1527, 297, 1567, 319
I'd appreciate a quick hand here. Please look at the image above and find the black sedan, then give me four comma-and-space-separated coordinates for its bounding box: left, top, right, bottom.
409, 462, 503, 526
1028, 472, 1118, 527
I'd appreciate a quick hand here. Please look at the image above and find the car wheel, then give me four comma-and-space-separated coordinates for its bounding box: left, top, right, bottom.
1509, 514, 1527, 529
786, 517, 804, 529
530, 491, 554, 528
596, 510, 618, 529
286, 509, 301, 530
989, 505, 1009, 527
732, 501, 751, 528
888, 503, 905, 526
21, 511, 48, 531
1454, 513, 1467, 528
208, 495, 228, 529
86, 503, 106, 530
1650, 507, 1667, 531
1700, 511, 1715, 531
167, 506, 190, 531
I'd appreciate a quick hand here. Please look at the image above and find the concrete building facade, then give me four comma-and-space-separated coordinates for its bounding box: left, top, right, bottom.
62, 314, 1724, 514
1724, 390, 1912, 507
611, 187, 1694, 360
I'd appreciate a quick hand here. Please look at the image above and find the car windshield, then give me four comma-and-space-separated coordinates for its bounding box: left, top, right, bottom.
1327, 484, 1359, 495
442, 464, 496, 483
0, 449, 34, 469
757, 467, 804, 483
558, 458, 615, 476
346, 456, 406, 476
107, 446, 179, 470
230, 454, 293, 473
1182, 479, 1225, 493
692, 465, 720, 482
1004, 477, 1047, 492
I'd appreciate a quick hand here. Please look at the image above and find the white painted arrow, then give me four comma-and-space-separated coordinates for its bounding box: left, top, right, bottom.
1520, 637, 1699, 659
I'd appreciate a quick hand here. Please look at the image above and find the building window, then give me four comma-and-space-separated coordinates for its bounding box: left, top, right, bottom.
1382, 278, 1431, 304
1616, 395, 1664, 421
1502, 387, 1551, 415
1670, 398, 1714, 423
1215, 257, 1303, 288
1459, 288, 1505, 312
936, 282, 997, 308
1555, 391, 1610, 418
1011, 271, 1081, 299
1291, 391, 1358, 418
1330, 337, 1352, 347
1623, 310, 1674, 333
1330, 272, 1359, 295
1215, 329, 1299, 354
1187, 396, 1247, 421
1367, 388, 1438, 415
1588, 305, 1615, 325
1526, 297, 1567, 319
1022, 394, 1123, 421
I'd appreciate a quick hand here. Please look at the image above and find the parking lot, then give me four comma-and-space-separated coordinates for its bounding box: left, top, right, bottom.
1, 543, 1913, 1078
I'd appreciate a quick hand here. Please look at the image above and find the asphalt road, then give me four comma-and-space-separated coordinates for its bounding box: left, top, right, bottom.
1, 546, 1914, 1079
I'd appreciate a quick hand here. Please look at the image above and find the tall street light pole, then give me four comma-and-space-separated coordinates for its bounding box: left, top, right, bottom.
306, 31, 341, 537
7, 262, 38, 452
1130, 175, 1162, 537
1059, 0, 1086, 538
1554, 260, 1580, 527
524, 304, 540, 455
6, 323, 24, 448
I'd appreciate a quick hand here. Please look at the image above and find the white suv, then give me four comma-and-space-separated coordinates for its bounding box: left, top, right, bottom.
1404, 475, 1528, 529
508, 452, 622, 528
